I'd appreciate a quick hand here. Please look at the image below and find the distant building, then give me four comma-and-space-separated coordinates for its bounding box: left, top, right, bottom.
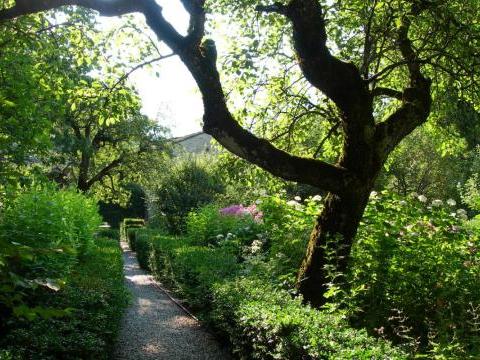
172, 132, 214, 154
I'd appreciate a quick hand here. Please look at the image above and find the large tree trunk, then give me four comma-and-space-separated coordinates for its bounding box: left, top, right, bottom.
297, 126, 382, 306
297, 187, 372, 307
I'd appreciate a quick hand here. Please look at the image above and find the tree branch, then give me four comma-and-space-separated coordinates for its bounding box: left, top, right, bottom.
180, 0, 205, 44
0, 0, 359, 194
0, 0, 140, 19
375, 10, 432, 156
371, 87, 403, 100
86, 156, 123, 189
258, 0, 373, 121
110, 53, 175, 92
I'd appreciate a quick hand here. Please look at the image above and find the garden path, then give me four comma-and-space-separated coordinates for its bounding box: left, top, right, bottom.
115, 241, 231, 360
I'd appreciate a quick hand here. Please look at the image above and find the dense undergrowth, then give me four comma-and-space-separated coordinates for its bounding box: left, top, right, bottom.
0, 186, 128, 359
129, 191, 479, 359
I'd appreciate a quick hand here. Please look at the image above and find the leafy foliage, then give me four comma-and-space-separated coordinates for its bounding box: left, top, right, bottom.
0, 185, 101, 325
350, 192, 480, 357
134, 189, 478, 358
130, 225, 405, 359
147, 156, 225, 233
0, 237, 128, 359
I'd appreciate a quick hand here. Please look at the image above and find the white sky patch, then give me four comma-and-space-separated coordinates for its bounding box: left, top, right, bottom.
97, 1, 203, 137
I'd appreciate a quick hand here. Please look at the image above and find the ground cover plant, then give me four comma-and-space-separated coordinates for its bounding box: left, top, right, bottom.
0, 186, 128, 359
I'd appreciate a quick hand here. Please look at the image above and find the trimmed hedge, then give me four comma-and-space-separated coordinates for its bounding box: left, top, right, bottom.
0, 237, 129, 359
120, 218, 144, 250
131, 228, 406, 359
96, 227, 119, 240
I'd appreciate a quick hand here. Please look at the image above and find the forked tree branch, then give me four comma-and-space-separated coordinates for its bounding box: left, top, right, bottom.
0, 0, 357, 194
258, 0, 373, 122
375, 11, 432, 156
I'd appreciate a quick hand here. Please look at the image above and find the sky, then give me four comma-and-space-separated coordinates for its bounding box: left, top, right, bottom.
100, 1, 203, 137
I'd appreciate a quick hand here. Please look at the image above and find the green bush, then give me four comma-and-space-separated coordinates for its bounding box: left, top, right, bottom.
0, 237, 128, 359
349, 192, 480, 357
258, 194, 323, 281
134, 230, 238, 309
120, 218, 144, 249
186, 204, 264, 248
0, 186, 101, 272
0, 186, 102, 323
96, 227, 119, 240
133, 228, 156, 270
147, 156, 224, 233
211, 278, 406, 360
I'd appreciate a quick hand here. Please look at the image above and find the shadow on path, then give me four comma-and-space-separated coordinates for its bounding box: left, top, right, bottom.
115, 242, 231, 360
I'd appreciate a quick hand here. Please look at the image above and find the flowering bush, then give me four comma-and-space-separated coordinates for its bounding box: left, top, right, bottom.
258, 194, 323, 281
186, 204, 264, 249
219, 204, 263, 222
349, 191, 479, 357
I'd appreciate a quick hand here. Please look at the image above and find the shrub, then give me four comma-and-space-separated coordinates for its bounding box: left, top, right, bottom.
259, 194, 323, 280
211, 278, 406, 360
185, 204, 264, 248
133, 228, 156, 270
120, 218, 144, 249
134, 230, 238, 309
0, 186, 101, 278
0, 186, 102, 326
96, 227, 119, 240
0, 237, 129, 359
147, 156, 224, 233
349, 192, 480, 357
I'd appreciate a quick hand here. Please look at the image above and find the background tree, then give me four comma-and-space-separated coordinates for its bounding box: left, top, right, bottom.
47, 76, 168, 196
1, 0, 479, 306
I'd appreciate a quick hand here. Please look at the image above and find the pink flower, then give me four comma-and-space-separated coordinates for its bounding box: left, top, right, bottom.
220, 204, 263, 223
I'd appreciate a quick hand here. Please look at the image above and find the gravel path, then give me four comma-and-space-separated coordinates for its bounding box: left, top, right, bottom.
115, 242, 231, 360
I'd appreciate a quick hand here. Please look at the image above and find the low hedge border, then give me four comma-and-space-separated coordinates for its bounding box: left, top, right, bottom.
120, 218, 145, 250
131, 228, 406, 360
0, 237, 129, 359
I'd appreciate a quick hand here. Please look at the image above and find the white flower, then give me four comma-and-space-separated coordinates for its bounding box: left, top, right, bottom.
370, 191, 378, 198
456, 208, 468, 220
447, 199, 457, 206
417, 195, 428, 203
399, 200, 407, 206
431, 199, 443, 207
294, 196, 301, 201
255, 199, 262, 205
312, 195, 322, 202
287, 200, 299, 207
216, 234, 224, 240
250, 239, 263, 254
226, 232, 234, 239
